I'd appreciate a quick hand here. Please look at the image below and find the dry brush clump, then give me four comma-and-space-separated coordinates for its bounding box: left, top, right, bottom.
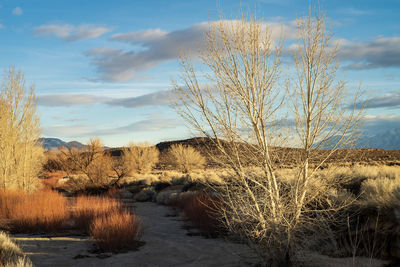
90, 210, 141, 252
0, 231, 32, 267
360, 176, 400, 209
111, 142, 159, 186
168, 144, 205, 173
178, 192, 223, 237
125, 142, 159, 174
0, 189, 69, 233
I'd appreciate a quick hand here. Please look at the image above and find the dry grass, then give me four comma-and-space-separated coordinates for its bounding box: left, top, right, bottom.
90, 210, 141, 252
360, 176, 400, 208
73, 195, 121, 231
0, 231, 32, 267
0, 189, 69, 232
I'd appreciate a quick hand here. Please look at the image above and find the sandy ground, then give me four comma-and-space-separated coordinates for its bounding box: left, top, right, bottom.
13, 202, 258, 267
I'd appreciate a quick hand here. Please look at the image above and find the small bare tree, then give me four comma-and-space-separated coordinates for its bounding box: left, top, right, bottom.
61, 138, 111, 186
0, 67, 43, 192
168, 144, 205, 173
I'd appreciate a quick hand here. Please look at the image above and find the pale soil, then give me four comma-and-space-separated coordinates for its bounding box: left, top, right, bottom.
12, 202, 258, 267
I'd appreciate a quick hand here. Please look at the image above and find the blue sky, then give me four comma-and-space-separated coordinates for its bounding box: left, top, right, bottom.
0, 0, 399, 147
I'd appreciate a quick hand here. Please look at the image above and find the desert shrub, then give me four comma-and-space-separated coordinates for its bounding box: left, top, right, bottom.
90, 210, 141, 252
124, 142, 159, 174
360, 176, 400, 208
152, 181, 171, 192
168, 144, 205, 173
134, 188, 156, 202
0, 189, 69, 232
0, 231, 32, 267
155, 190, 180, 205
178, 192, 223, 237
73, 195, 121, 231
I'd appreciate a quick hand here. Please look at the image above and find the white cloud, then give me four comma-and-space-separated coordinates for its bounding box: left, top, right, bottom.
37, 94, 108, 107
37, 90, 176, 108
105, 90, 175, 108
12, 7, 23, 16
34, 24, 113, 42
0, 24, 4, 29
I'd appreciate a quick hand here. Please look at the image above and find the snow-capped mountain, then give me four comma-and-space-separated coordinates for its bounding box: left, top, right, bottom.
355, 128, 400, 150
38, 138, 85, 150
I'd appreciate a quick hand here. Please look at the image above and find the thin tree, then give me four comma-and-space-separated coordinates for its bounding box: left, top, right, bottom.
289, 6, 363, 222
0, 66, 43, 192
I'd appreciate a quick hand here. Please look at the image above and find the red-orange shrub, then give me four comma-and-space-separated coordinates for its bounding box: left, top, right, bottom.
73, 195, 121, 231
0, 189, 69, 232
179, 192, 222, 236
90, 210, 141, 252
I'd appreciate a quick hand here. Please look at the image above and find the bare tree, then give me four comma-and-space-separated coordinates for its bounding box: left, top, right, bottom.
0, 67, 43, 192
173, 7, 361, 265
60, 138, 111, 186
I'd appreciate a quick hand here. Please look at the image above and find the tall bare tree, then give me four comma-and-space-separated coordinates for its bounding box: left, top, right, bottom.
0, 66, 43, 192
173, 7, 362, 265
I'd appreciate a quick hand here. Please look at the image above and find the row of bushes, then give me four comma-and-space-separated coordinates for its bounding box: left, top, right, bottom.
0, 190, 141, 252
43, 140, 206, 189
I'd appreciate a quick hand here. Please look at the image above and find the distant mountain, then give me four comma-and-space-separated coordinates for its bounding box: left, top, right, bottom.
38, 138, 85, 150
355, 128, 400, 150
315, 128, 400, 150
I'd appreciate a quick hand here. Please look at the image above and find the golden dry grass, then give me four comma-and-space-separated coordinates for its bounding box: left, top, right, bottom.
0, 231, 32, 266
90, 210, 141, 252
360, 176, 400, 208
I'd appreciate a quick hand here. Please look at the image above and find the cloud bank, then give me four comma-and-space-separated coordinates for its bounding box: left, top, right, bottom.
84, 19, 400, 81
34, 24, 113, 42
86, 20, 297, 81
37, 90, 175, 108
353, 89, 400, 109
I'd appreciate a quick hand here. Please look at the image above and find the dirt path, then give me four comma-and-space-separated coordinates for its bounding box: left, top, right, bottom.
13, 202, 257, 267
